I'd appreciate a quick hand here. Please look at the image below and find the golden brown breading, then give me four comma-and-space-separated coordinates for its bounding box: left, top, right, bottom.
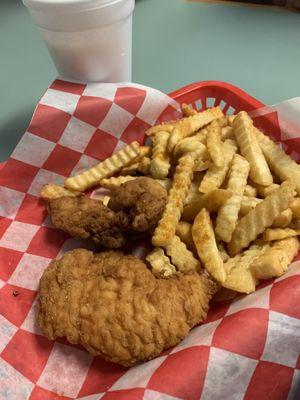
48, 196, 129, 249
108, 177, 168, 233
48, 177, 167, 248
38, 249, 217, 366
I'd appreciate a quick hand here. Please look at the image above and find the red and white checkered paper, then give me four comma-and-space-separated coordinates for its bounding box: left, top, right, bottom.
0, 80, 299, 400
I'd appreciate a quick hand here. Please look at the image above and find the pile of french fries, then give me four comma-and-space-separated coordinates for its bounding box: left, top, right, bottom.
41, 104, 300, 294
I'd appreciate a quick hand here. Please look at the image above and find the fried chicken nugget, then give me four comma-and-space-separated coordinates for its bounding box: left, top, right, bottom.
108, 177, 168, 233
48, 196, 129, 249
38, 249, 217, 366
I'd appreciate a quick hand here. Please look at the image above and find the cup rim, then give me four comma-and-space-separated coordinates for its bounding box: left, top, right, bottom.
22, 0, 129, 13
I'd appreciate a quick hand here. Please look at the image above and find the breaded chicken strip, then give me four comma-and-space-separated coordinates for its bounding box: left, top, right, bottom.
108, 177, 168, 232
48, 196, 129, 249
38, 249, 217, 366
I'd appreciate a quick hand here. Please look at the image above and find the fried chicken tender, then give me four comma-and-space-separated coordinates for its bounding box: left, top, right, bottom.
48, 196, 129, 249
108, 177, 168, 233
38, 249, 217, 366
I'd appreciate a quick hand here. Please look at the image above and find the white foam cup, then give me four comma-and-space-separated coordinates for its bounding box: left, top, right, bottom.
22, 0, 135, 82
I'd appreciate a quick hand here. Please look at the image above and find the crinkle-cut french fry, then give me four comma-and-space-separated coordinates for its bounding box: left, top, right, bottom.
146, 123, 176, 137
40, 184, 81, 200
215, 155, 250, 242
289, 198, 300, 220
174, 138, 208, 159
254, 127, 300, 195
181, 103, 198, 117
149, 131, 171, 179
164, 235, 200, 272
227, 115, 236, 125
254, 183, 280, 198
193, 129, 208, 144
167, 127, 182, 154
176, 107, 224, 138
65, 142, 140, 191
271, 208, 293, 228
223, 254, 239, 275
148, 107, 223, 139
194, 160, 212, 172
138, 156, 151, 175
233, 112, 273, 186
120, 146, 150, 173
250, 237, 299, 280
184, 182, 201, 206
289, 220, 300, 230
216, 195, 243, 243
192, 208, 226, 283
217, 242, 230, 262
175, 221, 197, 255
140, 146, 152, 158
221, 126, 234, 141
227, 154, 250, 195
216, 116, 230, 128
169, 128, 207, 157
223, 246, 267, 294
101, 195, 111, 206
119, 161, 139, 176
263, 228, 300, 241
224, 267, 258, 295
146, 247, 176, 277
182, 189, 232, 222
228, 181, 296, 255
152, 151, 197, 247
167, 107, 224, 153
199, 139, 237, 193
100, 175, 136, 190
206, 121, 224, 167
239, 196, 263, 216
244, 184, 257, 197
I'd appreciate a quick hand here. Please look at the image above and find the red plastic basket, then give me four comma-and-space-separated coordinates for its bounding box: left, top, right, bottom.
169, 80, 265, 113
168, 80, 299, 159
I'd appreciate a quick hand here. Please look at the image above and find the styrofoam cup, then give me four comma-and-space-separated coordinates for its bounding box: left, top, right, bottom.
22, 0, 135, 82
